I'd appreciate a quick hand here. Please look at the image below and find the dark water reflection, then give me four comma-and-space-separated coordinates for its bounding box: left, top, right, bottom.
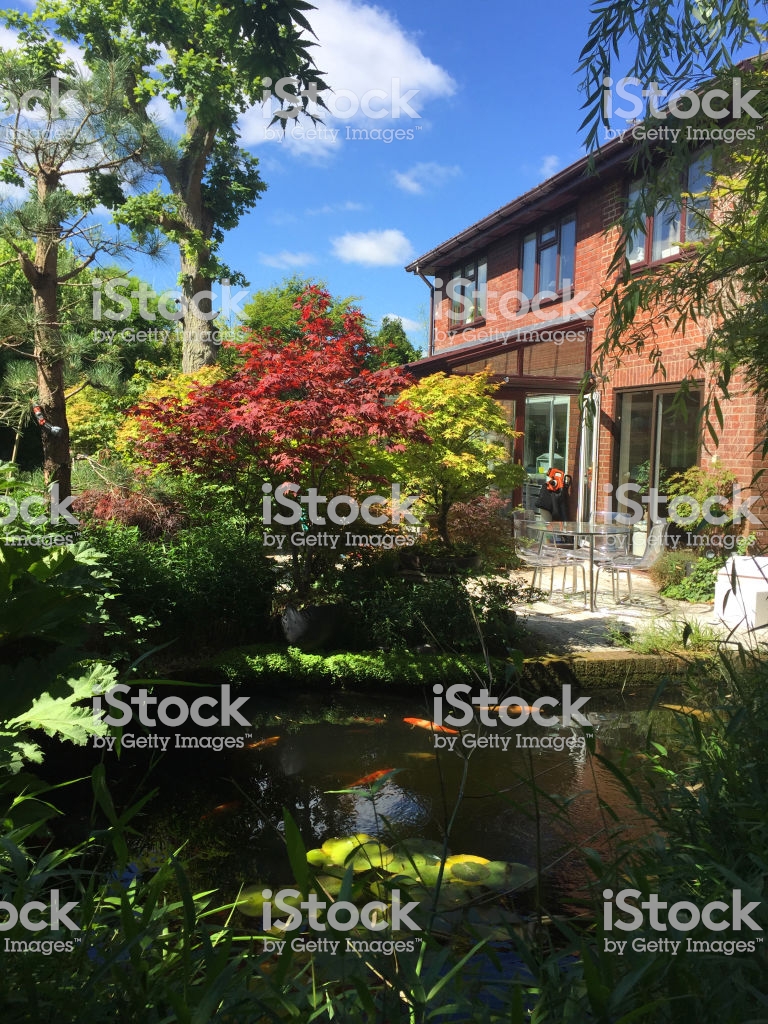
139, 689, 675, 901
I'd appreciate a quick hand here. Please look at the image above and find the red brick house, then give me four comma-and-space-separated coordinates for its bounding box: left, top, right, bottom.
405, 137, 768, 546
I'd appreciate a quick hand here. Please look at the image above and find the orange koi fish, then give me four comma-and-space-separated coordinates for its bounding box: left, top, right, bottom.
478, 705, 538, 714
246, 735, 281, 751
201, 800, 242, 820
348, 768, 397, 788
402, 717, 459, 735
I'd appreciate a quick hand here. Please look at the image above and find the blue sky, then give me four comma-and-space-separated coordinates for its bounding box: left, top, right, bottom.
218, 0, 596, 350
2, 0, 599, 348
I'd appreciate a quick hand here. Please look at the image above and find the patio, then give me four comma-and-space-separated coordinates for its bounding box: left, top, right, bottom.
511, 565, 753, 656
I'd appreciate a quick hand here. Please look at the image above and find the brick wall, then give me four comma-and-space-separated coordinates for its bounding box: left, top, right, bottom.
430, 169, 768, 546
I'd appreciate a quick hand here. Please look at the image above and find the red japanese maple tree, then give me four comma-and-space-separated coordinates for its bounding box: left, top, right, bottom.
131, 287, 427, 592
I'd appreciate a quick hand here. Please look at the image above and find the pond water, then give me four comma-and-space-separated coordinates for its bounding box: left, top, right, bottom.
129, 687, 681, 903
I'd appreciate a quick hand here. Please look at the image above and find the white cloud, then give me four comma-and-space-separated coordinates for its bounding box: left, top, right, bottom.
259, 250, 317, 269
393, 162, 460, 195
306, 200, 365, 215
539, 155, 560, 179
383, 314, 421, 332
331, 229, 413, 266
268, 210, 299, 226
239, 0, 455, 154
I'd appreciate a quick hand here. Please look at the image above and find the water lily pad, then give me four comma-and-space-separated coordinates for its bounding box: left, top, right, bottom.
434, 881, 475, 908
484, 862, 538, 892
314, 874, 344, 897
350, 842, 393, 872
236, 884, 301, 918
307, 848, 327, 867
446, 854, 491, 883
321, 834, 372, 866
386, 839, 448, 875
413, 861, 445, 886
236, 884, 269, 917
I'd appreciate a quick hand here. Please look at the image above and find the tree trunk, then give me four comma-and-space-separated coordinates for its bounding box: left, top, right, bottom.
437, 495, 451, 546
34, 273, 71, 500
177, 127, 219, 374
180, 254, 218, 373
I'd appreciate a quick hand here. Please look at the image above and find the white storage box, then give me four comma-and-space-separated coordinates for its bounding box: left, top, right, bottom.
714, 556, 768, 630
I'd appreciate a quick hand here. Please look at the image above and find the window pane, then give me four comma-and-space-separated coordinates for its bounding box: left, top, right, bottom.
558, 217, 576, 293
685, 150, 712, 242
540, 225, 557, 244
615, 391, 654, 501
521, 233, 536, 303
651, 201, 681, 260
463, 262, 477, 322
476, 258, 487, 318
626, 183, 647, 265
524, 397, 553, 476
656, 391, 700, 482
539, 244, 558, 294
449, 267, 462, 321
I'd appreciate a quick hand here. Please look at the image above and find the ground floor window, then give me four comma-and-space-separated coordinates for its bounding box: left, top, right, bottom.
613, 386, 701, 511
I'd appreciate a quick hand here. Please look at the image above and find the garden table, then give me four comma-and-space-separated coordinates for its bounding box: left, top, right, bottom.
528, 520, 632, 612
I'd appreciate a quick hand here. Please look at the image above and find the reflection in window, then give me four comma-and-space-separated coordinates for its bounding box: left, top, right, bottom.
448, 256, 487, 325
519, 214, 577, 305
626, 150, 712, 265
615, 388, 701, 509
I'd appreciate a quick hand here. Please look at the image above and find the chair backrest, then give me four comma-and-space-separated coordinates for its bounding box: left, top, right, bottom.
637, 521, 668, 568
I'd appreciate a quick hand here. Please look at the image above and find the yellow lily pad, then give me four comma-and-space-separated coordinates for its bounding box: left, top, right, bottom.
445, 854, 491, 883
321, 834, 373, 866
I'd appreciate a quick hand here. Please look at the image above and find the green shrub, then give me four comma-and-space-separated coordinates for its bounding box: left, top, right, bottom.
329, 561, 530, 651
649, 548, 698, 590
84, 520, 276, 654
210, 643, 509, 690
661, 553, 723, 601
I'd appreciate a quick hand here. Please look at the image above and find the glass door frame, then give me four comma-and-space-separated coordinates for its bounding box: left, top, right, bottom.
613, 384, 703, 514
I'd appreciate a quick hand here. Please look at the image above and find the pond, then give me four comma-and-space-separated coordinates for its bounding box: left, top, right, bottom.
119, 686, 681, 907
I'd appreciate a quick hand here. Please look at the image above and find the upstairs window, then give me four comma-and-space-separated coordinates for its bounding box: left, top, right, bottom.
520, 213, 576, 306
447, 257, 487, 326
627, 150, 712, 266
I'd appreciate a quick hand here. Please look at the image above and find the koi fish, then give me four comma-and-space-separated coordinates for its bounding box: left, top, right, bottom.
201, 800, 242, 819
246, 735, 281, 751
402, 717, 459, 735
347, 768, 397, 788
478, 705, 538, 714
658, 704, 713, 722
350, 717, 386, 725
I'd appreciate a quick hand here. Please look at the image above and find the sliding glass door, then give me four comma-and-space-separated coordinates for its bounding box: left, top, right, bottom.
614, 387, 701, 515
